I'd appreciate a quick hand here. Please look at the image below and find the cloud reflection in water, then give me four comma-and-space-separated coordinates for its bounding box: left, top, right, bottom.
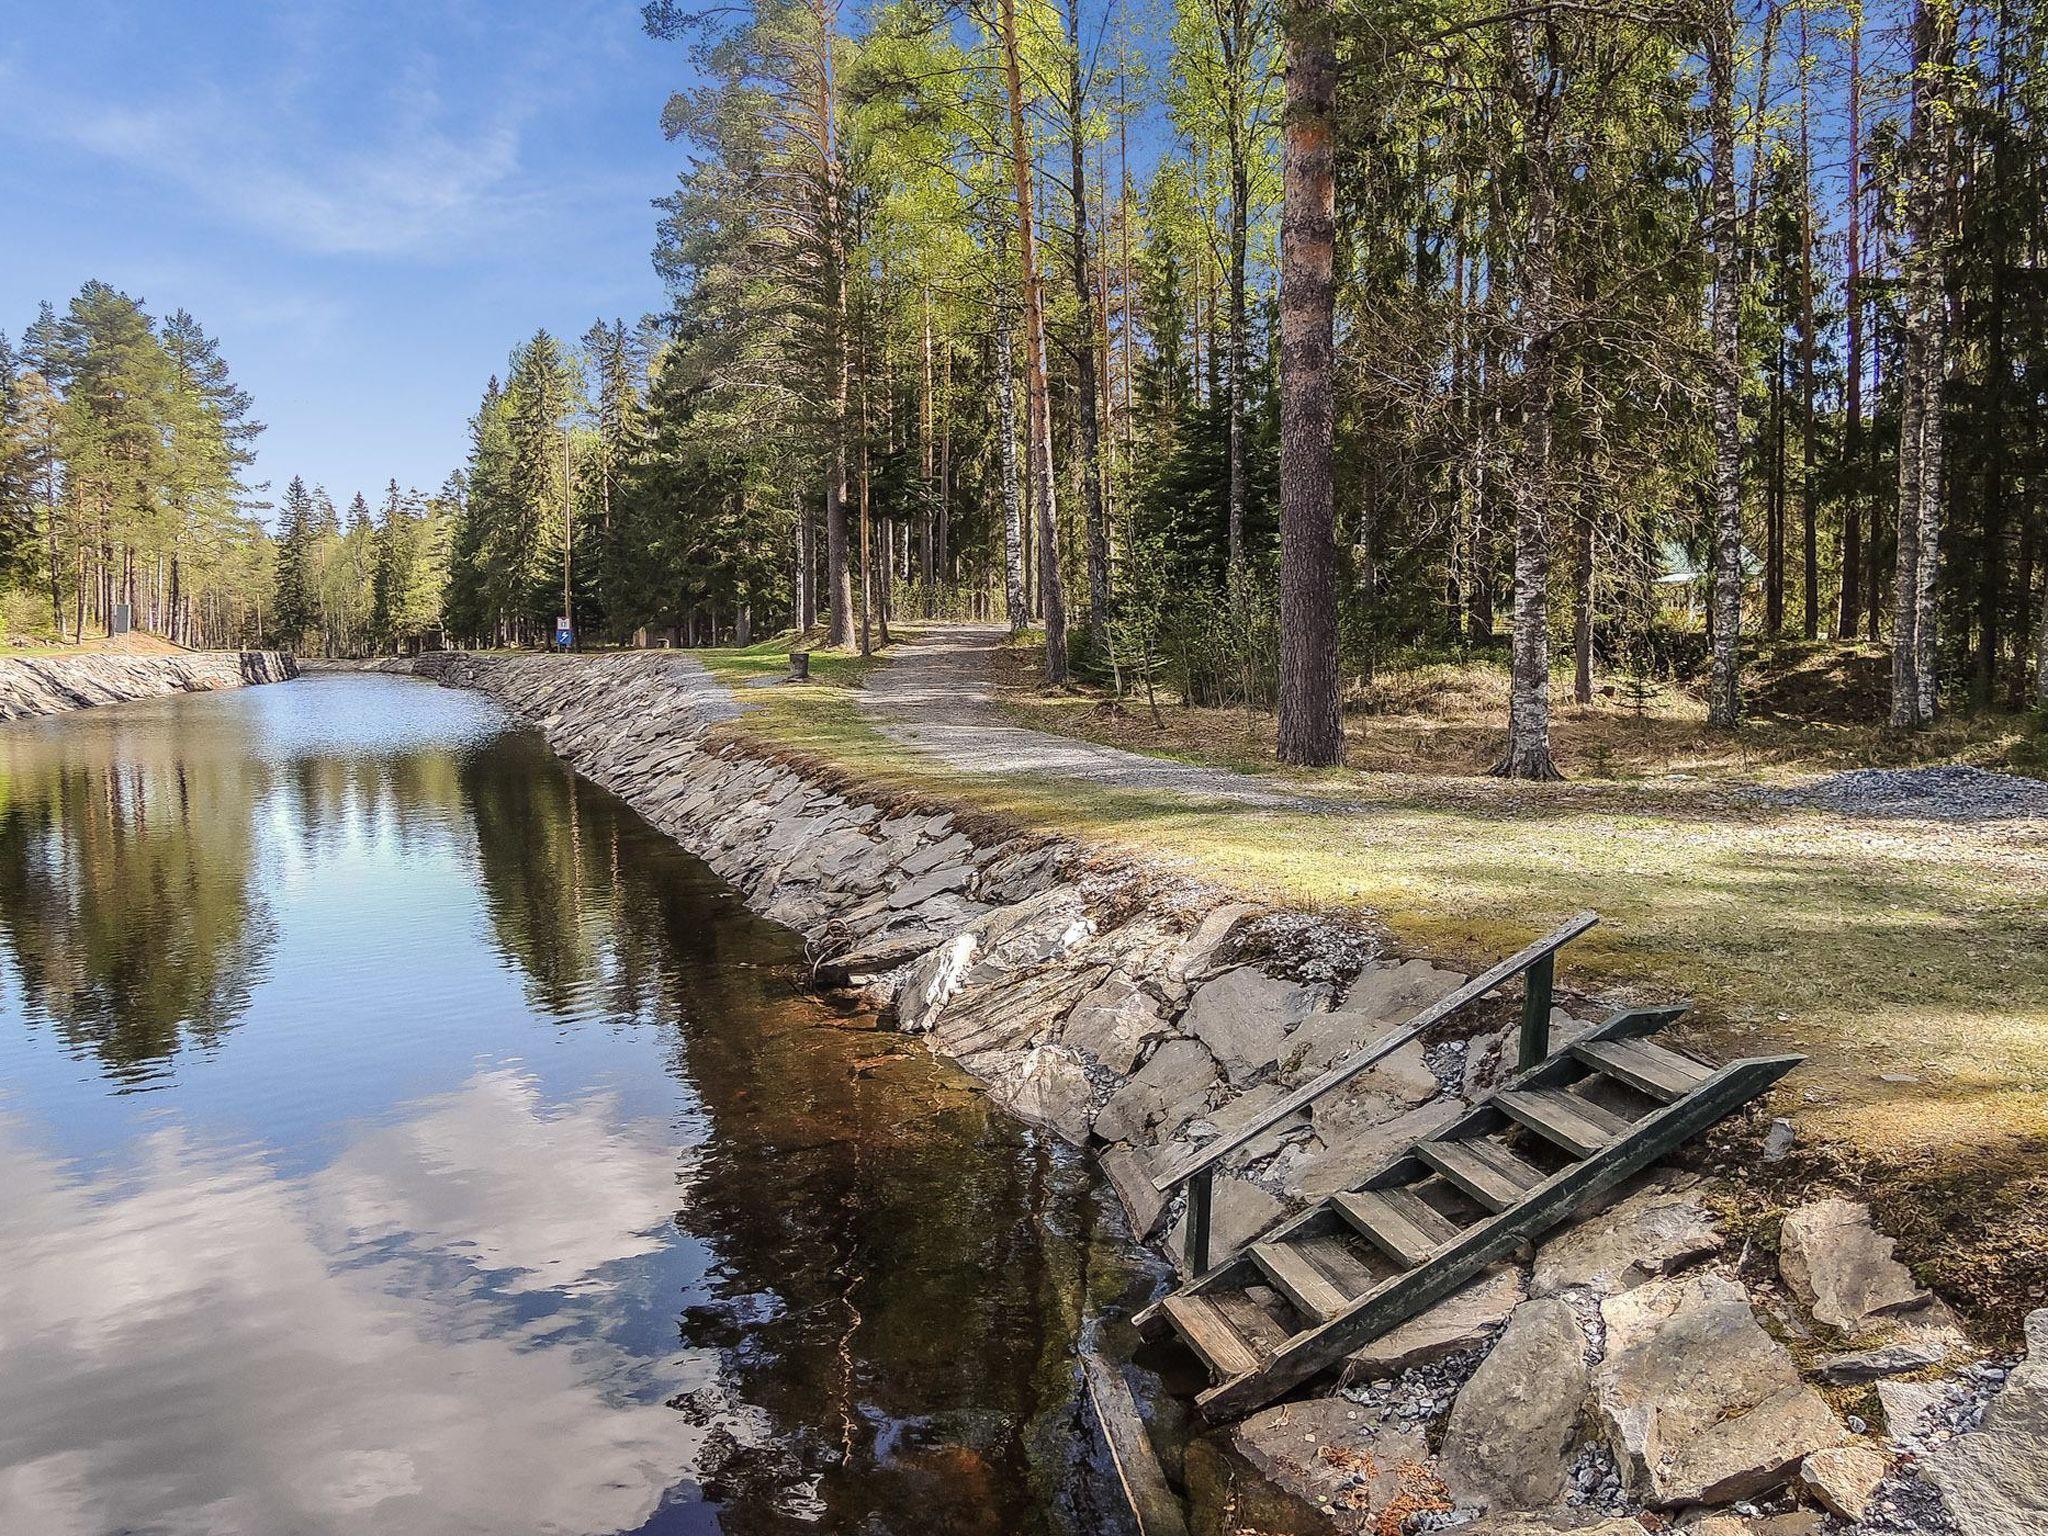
0, 1070, 744, 1536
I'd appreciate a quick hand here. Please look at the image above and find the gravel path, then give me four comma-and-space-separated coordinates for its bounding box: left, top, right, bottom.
860, 624, 1363, 813
1772, 764, 2048, 823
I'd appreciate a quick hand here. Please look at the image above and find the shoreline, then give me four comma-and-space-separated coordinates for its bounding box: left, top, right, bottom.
0, 650, 298, 722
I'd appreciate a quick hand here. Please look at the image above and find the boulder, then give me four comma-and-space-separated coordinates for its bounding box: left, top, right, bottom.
1166, 1173, 1285, 1270
1798, 1445, 1887, 1521
1164, 902, 1260, 984
1100, 1143, 1170, 1238
1440, 1298, 1590, 1512
1875, 1378, 1944, 1439
1923, 1306, 2048, 1536
985, 1043, 1096, 1145
884, 861, 974, 909
1347, 1263, 1527, 1378
892, 886, 1096, 1034
1778, 1198, 1932, 1334
1091, 1038, 1221, 1145
1231, 1396, 1441, 1529
1594, 1273, 1844, 1506
1179, 966, 1325, 1087
1452, 1518, 1642, 1536
1061, 974, 1169, 1075
1531, 1180, 1723, 1298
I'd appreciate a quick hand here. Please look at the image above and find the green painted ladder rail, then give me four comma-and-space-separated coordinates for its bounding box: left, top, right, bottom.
1151, 911, 1600, 1280
1133, 1005, 1803, 1422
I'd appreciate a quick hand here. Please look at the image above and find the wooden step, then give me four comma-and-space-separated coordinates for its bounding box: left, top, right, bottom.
1498, 1087, 1633, 1158
1573, 1037, 1711, 1102
1161, 1294, 1262, 1379
1296, 1233, 1383, 1298
1333, 1189, 1459, 1268
1418, 1137, 1546, 1211
1250, 1241, 1352, 1322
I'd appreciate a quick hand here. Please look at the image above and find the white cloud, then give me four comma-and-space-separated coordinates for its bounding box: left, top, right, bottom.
47, 85, 535, 260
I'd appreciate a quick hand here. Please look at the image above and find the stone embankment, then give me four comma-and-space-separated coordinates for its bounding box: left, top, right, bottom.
0, 650, 297, 721
398, 649, 2039, 1536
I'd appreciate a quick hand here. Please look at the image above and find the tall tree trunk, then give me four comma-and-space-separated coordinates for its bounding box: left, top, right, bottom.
1221, 2, 1252, 571
1838, 9, 1864, 639
1275, 0, 1343, 766
820, 38, 853, 650
1063, 0, 1110, 651
1707, 0, 1745, 727
998, 0, 1067, 681
1892, 0, 1956, 728
1797, 0, 1819, 641
996, 298, 1029, 631
1492, 18, 1564, 780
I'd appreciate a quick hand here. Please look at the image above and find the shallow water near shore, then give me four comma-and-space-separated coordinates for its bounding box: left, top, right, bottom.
0, 673, 1177, 1536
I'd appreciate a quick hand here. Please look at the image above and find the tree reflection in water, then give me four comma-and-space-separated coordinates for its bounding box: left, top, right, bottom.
0, 677, 1160, 1535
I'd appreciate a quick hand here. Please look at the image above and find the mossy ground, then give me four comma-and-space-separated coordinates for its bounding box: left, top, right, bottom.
696, 628, 2048, 1339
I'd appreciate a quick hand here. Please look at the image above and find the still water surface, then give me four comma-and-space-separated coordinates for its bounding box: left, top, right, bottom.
0, 675, 1158, 1536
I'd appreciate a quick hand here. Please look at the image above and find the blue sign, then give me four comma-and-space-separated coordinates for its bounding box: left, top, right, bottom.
554, 617, 573, 648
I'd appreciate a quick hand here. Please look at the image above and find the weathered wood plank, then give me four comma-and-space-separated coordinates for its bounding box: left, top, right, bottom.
1417, 1138, 1541, 1211
1162, 1295, 1260, 1379
1498, 1087, 1632, 1158
1251, 1241, 1352, 1321
1573, 1037, 1709, 1102
1083, 1352, 1192, 1536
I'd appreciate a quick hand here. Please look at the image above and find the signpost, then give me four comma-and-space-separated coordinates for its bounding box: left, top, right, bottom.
555, 616, 573, 650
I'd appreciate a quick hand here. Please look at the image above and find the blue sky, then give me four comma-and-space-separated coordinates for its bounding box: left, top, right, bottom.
1, 0, 688, 517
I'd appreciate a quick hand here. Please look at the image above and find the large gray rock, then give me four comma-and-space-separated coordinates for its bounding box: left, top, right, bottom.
1231, 1396, 1437, 1527
1440, 1298, 1590, 1512
1178, 966, 1324, 1087
1531, 1181, 1722, 1298
1798, 1446, 1887, 1521
1347, 1263, 1527, 1378
1594, 1273, 1844, 1506
1092, 1039, 1221, 1145
893, 886, 1095, 1034
1923, 1306, 2048, 1536
1779, 1198, 1932, 1334
1061, 974, 1169, 1075
1164, 902, 1260, 984
985, 1043, 1096, 1145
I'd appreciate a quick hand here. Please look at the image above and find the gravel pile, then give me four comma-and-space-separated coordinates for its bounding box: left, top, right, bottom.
1777, 764, 2048, 821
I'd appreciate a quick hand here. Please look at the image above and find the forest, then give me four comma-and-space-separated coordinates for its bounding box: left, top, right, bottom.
3, 0, 2045, 777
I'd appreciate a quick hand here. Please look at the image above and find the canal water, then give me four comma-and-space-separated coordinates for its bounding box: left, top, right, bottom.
0, 674, 1169, 1536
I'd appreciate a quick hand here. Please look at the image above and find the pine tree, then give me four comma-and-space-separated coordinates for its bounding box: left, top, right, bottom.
272, 475, 316, 647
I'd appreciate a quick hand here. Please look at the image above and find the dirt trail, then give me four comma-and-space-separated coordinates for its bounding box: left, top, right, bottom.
859, 623, 1364, 813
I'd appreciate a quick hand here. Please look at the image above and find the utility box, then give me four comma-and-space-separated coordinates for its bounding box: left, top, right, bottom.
111, 604, 132, 636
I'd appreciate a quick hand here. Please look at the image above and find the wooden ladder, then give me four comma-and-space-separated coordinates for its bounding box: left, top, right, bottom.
1133, 1005, 1801, 1421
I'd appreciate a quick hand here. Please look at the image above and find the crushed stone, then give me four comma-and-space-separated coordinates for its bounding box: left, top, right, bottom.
1774, 764, 2048, 822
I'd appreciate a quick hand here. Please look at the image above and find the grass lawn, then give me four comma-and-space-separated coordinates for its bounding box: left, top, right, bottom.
697, 628, 2048, 1334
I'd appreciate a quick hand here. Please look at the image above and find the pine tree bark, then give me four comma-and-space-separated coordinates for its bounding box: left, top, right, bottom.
998, 0, 1067, 682
1891, 0, 1956, 728
1707, 0, 1744, 727
1063, 0, 1110, 651
1797, 0, 1819, 640
996, 298, 1029, 632
1838, 10, 1864, 639
1492, 17, 1564, 780
1274, 0, 1343, 766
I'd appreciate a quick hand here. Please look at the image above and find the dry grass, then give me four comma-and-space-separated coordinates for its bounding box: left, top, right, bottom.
1, 632, 191, 658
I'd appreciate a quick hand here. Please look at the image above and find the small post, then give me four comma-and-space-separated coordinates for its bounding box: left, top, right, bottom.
788, 651, 811, 682
1518, 951, 1555, 1071
1185, 1167, 1214, 1274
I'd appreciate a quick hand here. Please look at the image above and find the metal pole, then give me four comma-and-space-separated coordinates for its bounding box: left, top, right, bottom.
1186, 1168, 1214, 1274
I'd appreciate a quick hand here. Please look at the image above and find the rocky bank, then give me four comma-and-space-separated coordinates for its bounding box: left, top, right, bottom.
392, 650, 2038, 1536
0, 649, 297, 720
